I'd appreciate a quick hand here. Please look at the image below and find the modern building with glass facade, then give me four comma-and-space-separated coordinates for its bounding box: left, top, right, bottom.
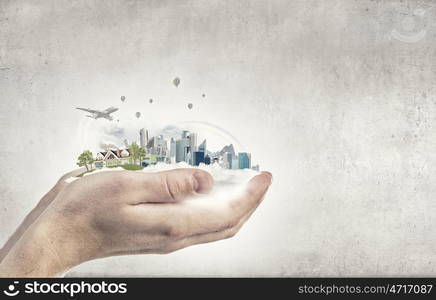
238, 152, 251, 169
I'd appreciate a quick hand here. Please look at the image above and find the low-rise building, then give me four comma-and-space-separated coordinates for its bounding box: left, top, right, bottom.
95, 149, 131, 167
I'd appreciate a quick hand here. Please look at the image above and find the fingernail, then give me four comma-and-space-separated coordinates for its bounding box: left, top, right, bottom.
193, 171, 213, 194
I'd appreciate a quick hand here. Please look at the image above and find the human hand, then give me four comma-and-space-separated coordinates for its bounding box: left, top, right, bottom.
0, 167, 86, 263
0, 168, 272, 277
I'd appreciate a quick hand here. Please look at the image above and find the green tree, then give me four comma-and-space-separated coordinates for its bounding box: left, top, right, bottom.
77, 150, 95, 171
129, 143, 146, 165
138, 147, 147, 164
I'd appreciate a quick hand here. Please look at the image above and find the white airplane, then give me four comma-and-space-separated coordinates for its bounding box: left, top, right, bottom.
76, 106, 118, 121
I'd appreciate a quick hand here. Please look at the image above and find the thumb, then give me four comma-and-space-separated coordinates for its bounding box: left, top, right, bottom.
131, 168, 214, 203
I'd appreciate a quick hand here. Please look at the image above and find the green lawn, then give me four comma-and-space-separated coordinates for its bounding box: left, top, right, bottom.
119, 164, 144, 171
105, 164, 145, 170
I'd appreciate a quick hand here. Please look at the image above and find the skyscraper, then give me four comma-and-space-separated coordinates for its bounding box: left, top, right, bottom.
146, 136, 154, 148
155, 135, 167, 156
139, 128, 147, 149
198, 139, 206, 153
188, 133, 197, 165
231, 156, 239, 170
223, 152, 233, 169
147, 135, 167, 156
170, 138, 176, 160
176, 138, 189, 163
193, 151, 205, 166
170, 138, 176, 154
238, 152, 251, 169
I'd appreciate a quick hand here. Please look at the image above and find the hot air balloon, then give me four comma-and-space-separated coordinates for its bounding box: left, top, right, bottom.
187, 103, 193, 110
135, 112, 141, 118
173, 77, 180, 87
121, 96, 126, 102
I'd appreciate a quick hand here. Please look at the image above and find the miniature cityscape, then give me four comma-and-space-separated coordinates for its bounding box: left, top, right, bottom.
89, 128, 259, 171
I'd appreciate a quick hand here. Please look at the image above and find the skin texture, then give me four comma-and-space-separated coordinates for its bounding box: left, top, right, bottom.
0, 168, 272, 277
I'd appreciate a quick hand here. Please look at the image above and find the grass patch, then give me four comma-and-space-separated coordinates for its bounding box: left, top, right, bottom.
104, 164, 145, 171
119, 164, 144, 171
76, 169, 96, 177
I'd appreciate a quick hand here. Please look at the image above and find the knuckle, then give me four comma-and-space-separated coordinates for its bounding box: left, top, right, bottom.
165, 174, 195, 201
167, 181, 182, 201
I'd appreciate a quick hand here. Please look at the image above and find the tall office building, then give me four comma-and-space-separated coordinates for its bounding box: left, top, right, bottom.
188, 133, 197, 165
238, 152, 251, 169
155, 135, 167, 156
193, 151, 205, 166
147, 135, 167, 156
169, 138, 176, 163
170, 138, 176, 157
176, 138, 189, 162
198, 139, 206, 153
189, 133, 197, 151
223, 152, 233, 169
146, 137, 154, 149
231, 156, 239, 170
139, 128, 148, 149
186, 151, 192, 165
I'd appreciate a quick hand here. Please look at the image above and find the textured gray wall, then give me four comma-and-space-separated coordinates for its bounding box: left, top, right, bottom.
1, 0, 436, 276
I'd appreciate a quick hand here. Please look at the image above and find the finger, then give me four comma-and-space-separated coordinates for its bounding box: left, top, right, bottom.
160, 222, 242, 254
134, 171, 272, 236
163, 187, 269, 253
127, 168, 214, 204
186, 171, 270, 240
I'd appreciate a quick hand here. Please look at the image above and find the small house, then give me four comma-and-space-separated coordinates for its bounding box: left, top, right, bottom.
95, 148, 131, 168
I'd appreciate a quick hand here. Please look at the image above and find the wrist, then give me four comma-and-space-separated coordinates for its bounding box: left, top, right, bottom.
0, 213, 97, 277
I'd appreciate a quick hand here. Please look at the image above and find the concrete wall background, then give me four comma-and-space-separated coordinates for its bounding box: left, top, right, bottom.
1, 0, 436, 276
